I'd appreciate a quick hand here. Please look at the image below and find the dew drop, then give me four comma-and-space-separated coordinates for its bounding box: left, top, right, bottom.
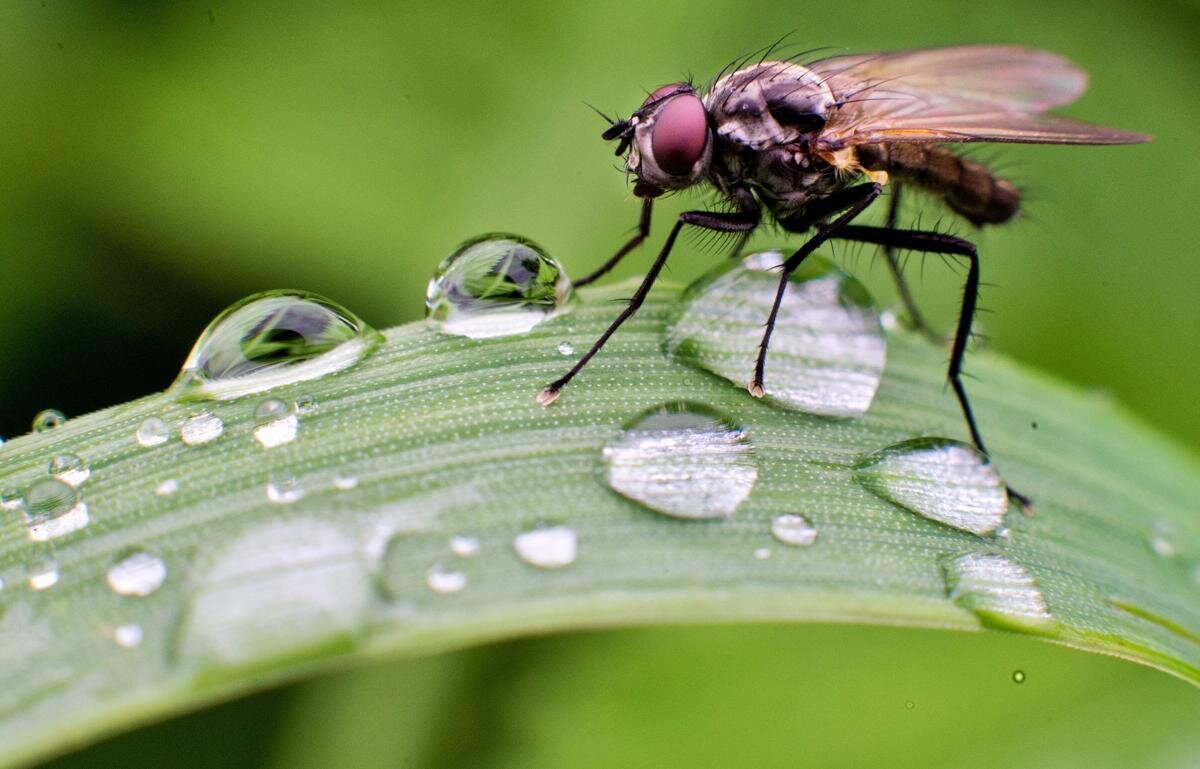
1012, 669, 1026, 684
266, 472, 305, 504
450, 535, 480, 557
854, 438, 1008, 535
753, 547, 771, 560
294, 394, 317, 414
48, 453, 90, 486
770, 514, 818, 547
1147, 520, 1177, 558
24, 477, 89, 541
173, 290, 383, 400
135, 416, 170, 447
332, 473, 359, 491
665, 250, 886, 418
252, 399, 299, 449
602, 402, 758, 519
425, 234, 572, 339
943, 552, 1052, 630
106, 550, 167, 597
556, 341, 575, 356
180, 411, 224, 446
27, 558, 60, 590
155, 478, 180, 497
513, 526, 577, 569
1, 487, 25, 513
904, 700, 915, 710
32, 409, 66, 433
113, 624, 144, 649
425, 564, 468, 594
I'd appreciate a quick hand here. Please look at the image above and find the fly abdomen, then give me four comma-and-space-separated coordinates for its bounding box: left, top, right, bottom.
856, 143, 1019, 225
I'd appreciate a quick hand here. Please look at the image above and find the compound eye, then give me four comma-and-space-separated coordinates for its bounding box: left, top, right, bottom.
650, 92, 708, 176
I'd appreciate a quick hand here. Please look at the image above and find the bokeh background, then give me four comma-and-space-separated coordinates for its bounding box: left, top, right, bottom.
3, 1, 1197, 767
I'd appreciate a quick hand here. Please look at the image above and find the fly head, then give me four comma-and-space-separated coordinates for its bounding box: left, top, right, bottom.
602, 82, 712, 197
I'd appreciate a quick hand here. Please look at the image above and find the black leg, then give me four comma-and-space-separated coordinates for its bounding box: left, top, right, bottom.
833, 224, 1032, 512
575, 197, 654, 287
881, 185, 943, 344
752, 183, 882, 396
539, 208, 760, 405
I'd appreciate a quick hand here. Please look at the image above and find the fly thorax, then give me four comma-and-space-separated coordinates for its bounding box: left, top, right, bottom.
706, 62, 835, 151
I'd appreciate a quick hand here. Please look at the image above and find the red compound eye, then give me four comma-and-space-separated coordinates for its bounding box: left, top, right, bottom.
650, 92, 707, 176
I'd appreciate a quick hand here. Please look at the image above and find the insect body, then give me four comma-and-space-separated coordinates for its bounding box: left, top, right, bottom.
538, 45, 1149, 507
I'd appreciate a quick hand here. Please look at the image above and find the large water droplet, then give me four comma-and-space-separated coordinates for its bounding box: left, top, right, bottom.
854, 438, 1008, 535
425, 563, 468, 594
180, 411, 224, 446
943, 552, 1052, 630
771, 514, 818, 546
425, 234, 572, 339
513, 526, 577, 569
24, 477, 89, 541
665, 250, 886, 418
602, 402, 758, 519
48, 453, 90, 487
32, 409, 65, 433
252, 399, 299, 449
174, 290, 383, 400
27, 557, 60, 590
106, 550, 167, 597
135, 417, 170, 447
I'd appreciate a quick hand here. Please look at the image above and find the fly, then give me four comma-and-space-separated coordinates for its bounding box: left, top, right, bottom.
537, 45, 1150, 509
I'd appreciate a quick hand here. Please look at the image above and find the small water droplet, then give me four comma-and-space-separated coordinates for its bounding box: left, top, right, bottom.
174, 290, 383, 400
1147, 520, 1177, 558
665, 250, 886, 418
450, 535, 480, 557
753, 547, 771, 560
48, 453, 90, 486
252, 399, 299, 449
32, 409, 66, 433
943, 552, 1052, 630
180, 411, 224, 446
602, 402, 758, 519
1, 487, 25, 513
24, 477, 89, 541
294, 394, 317, 414
904, 700, 915, 710
425, 234, 572, 339
425, 564, 468, 594
135, 416, 170, 447
854, 438, 1008, 535
770, 514, 818, 547
1012, 670, 1026, 684
106, 550, 167, 597
556, 341, 575, 356
266, 472, 305, 504
332, 473, 359, 491
513, 526, 577, 569
28, 557, 60, 590
113, 624, 144, 649
155, 478, 180, 496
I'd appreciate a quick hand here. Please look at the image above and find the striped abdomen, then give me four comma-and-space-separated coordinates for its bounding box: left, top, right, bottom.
856, 143, 1019, 225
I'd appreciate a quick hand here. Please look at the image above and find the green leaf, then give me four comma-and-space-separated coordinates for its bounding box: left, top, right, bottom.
0, 281, 1197, 768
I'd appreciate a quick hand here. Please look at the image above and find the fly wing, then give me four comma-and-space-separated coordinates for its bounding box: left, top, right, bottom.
808, 46, 1150, 148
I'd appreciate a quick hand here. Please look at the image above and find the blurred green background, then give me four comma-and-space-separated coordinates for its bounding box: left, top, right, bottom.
3, 1, 1197, 767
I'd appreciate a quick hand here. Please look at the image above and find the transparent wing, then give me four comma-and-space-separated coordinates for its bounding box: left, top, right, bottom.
808, 46, 1150, 148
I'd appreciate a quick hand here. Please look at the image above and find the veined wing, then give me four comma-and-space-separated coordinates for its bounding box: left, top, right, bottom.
806, 45, 1150, 148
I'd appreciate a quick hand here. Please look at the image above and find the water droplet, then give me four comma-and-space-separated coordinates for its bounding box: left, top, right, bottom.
602, 402, 758, 519
943, 552, 1052, 630
32, 409, 65, 433
332, 473, 359, 491
1148, 520, 1177, 558
753, 547, 771, 560
904, 700, 915, 710
425, 234, 572, 339
113, 624, 144, 649
48, 453, 90, 486
266, 472, 305, 504
252, 399, 299, 449
770, 514, 818, 547
425, 564, 467, 594
665, 250, 886, 418
1, 487, 25, 513
513, 526, 577, 569
180, 411, 224, 446
27, 558, 60, 590
24, 477, 89, 541
1012, 670, 1026, 684
155, 478, 180, 497
106, 550, 167, 597
135, 416, 170, 447
294, 394, 318, 414
174, 290, 383, 400
854, 438, 1008, 536
556, 341, 575, 356
450, 535, 480, 557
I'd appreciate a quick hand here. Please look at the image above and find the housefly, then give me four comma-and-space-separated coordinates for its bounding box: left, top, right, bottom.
538, 45, 1149, 507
